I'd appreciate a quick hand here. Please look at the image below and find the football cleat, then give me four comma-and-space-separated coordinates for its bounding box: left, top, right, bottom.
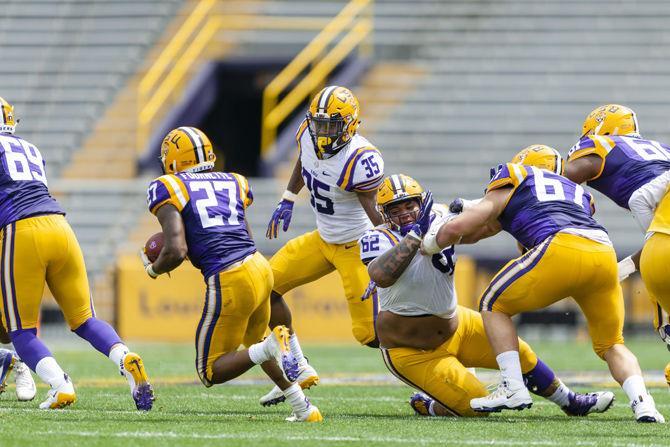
631, 394, 665, 423
122, 352, 154, 411
562, 391, 615, 416
265, 326, 298, 382
470, 379, 533, 413
285, 400, 323, 422
409, 392, 434, 416
260, 362, 319, 407
39, 376, 76, 409
14, 360, 36, 401
0, 349, 15, 394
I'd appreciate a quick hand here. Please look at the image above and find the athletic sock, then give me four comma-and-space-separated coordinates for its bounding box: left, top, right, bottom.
546, 380, 571, 407
109, 344, 134, 392
283, 383, 309, 413
35, 357, 67, 389
496, 351, 524, 387
622, 375, 648, 403
289, 333, 306, 366
248, 338, 271, 365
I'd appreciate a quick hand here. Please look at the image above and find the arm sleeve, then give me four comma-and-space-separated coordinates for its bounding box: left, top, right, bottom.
358, 229, 396, 265
231, 173, 253, 208
338, 146, 385, 192
147, 175, 190, 215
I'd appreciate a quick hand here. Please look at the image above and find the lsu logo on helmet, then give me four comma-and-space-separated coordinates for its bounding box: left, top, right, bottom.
377, 174, 425, 232
511, 144, 564, 175
0, 97, 16, 134
306, 86, 360, 159
161, 127, 216, 175
581, 104, 639, 137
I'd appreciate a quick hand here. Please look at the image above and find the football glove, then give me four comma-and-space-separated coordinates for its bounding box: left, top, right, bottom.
448, 198, 464, 214
266, 198, 294, 239
408, 191, 433, 240
490, 163, 504, 180
361, 280, 377, 301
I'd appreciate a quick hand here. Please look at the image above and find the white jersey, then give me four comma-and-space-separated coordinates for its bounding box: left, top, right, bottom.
358, 204, 458, 318
297, 120, 384, 244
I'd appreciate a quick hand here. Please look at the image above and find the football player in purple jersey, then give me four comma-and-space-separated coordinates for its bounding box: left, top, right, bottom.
142, 126, 321, 422
0, 97, 153, 410
564, 105, 670, 385
422, 145, 663, 422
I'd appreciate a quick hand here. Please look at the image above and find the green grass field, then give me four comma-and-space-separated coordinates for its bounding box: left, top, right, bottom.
1, 338, 669, 447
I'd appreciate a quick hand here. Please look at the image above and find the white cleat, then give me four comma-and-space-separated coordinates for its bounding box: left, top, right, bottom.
285, 401, 323, 422
470, 379, 533, 413
631, 394, 665, 423
264, 326, 297, 381
14, 360, 36, 401
260, 362, 319, 407
39, 376, 76, 409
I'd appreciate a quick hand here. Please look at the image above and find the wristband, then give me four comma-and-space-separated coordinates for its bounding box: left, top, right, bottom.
282, 190, 298, 202
145, 264, 159, 279
421, 230, 442, 255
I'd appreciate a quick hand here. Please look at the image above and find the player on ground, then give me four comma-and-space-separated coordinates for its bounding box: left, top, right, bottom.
261, 86, 384, 405
421, 145, 664, 422
0, 97, 153, 410
564, 105, 670, 383
360, 174, 615, 417
142, 126, 321, 422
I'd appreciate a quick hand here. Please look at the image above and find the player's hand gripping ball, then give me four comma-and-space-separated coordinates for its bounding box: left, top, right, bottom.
144, 232, 164, 263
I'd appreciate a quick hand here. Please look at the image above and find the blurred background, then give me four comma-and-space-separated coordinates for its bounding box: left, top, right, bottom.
2, 0, 666, 344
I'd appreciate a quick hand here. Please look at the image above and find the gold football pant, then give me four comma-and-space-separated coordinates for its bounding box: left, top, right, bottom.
270, 230, 375, 345
196, 252, 273, 387
479, 233, 625, 359
0, 214, 93, 332
640, 232, 670, 336
382, 306, 538, 417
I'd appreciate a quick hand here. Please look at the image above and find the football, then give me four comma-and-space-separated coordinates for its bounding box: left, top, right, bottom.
144, 232, 164, 263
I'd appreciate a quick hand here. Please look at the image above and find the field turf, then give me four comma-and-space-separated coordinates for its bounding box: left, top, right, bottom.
1, 338, 669, 447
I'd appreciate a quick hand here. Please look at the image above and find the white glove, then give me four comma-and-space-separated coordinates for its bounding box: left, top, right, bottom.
617, 256, 636, 282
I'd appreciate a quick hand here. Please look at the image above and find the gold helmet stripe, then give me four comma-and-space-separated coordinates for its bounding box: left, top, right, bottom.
317, 85, 338, 113
180, 126, 205, 164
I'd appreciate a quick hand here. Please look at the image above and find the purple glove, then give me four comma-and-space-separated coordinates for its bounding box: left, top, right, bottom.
448, 198, 464, 214
409, 191, 433, 238
266, 199, 294, 239
361, 280, 377, 301
490, 163, 504, 180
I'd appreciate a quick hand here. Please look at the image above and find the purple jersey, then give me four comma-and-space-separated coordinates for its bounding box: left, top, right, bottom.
487, 163, 605, 248
568, 135, 670, 209
0, 133, 64, 228
147, 171, 256, 280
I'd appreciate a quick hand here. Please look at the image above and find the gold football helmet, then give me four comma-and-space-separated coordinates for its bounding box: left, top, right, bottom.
511, 144, 564, 175
581, 104, 639, 137
306, 85, 360, 159
377, 174, 425, 233
160, 127, 216, 175
0, 97, 16, 134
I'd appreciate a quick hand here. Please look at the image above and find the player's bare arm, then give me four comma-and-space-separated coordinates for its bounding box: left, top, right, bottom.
424, 188, 509, 252
152, 204, 188, 274
286, 157, 305, 194
564, 154, 601, 184
368, 235, 422, 288
356, 189, 384, 226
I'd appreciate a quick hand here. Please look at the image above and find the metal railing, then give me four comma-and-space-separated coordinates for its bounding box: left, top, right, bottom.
137, 0, 373, 160
260, 0, 373, 158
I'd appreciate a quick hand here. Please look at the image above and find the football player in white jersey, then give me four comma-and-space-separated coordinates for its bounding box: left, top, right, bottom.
262, 86, 384, 405
360, 174, 614, 417
0, 324, 36, 401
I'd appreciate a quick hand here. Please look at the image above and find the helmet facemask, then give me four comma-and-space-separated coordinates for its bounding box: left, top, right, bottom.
381, 196, 423, 236
307, 111, 348, 159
